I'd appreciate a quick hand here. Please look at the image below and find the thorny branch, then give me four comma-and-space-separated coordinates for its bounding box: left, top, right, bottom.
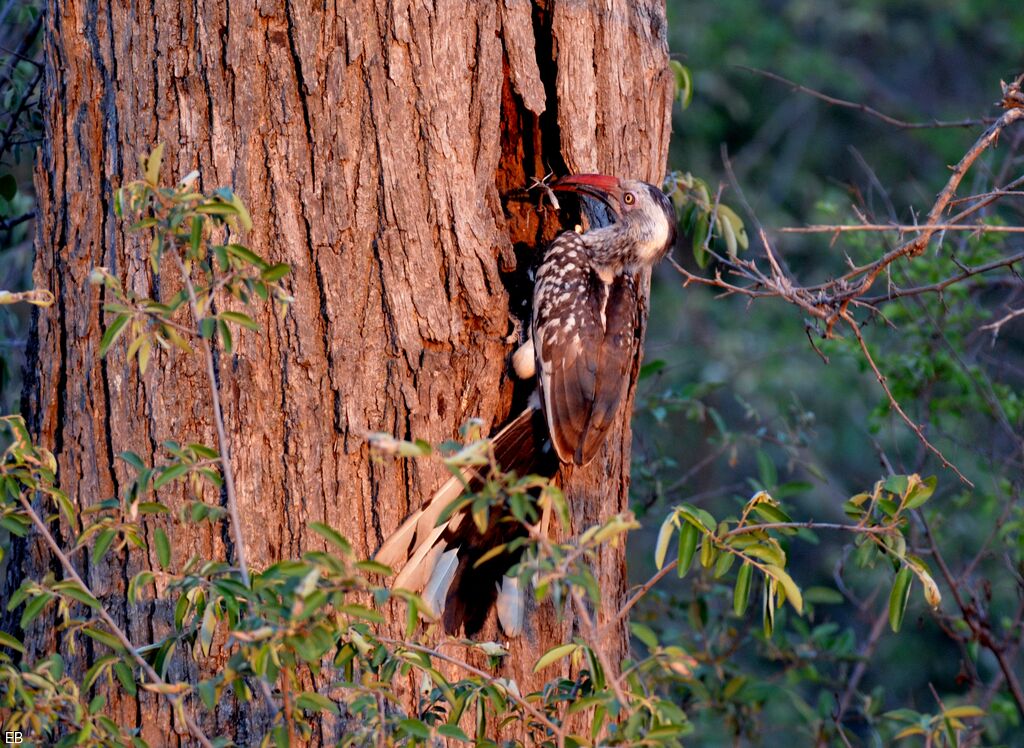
671, 73, 1024, 486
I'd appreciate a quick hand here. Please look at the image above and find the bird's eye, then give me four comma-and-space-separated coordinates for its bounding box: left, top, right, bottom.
623, 192, 635, 205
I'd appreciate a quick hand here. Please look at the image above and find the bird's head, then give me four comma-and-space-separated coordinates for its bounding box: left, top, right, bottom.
551, 173, 677, 270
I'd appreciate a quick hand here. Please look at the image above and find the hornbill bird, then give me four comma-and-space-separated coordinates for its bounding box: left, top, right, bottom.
375, 174, 677, 636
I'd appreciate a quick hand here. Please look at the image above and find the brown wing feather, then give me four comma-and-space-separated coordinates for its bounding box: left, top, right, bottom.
534, 233, 640, 465
577, 274, 638, 462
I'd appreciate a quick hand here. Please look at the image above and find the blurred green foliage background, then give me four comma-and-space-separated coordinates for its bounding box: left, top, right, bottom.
630, 0, 1024, 744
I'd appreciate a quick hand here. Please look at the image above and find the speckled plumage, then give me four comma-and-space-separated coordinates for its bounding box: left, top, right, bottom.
532, 230, 640, 465
375, 175, 677, 636
531, 179, 676, 465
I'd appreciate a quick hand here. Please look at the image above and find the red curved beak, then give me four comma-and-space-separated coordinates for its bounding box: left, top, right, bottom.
550, 173, 623, 216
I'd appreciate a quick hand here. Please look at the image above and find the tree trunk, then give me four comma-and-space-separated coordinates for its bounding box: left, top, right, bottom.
6, 0, 671, 742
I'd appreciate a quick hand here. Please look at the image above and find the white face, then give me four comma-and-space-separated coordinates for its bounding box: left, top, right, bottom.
635, 204, 672, 264
622, 181, 673, 266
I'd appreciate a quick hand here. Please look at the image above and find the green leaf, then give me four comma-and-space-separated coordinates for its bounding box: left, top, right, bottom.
733, 562, 753, 617
197, 679, 217, 710
699, 536, 717, 569
669, 59, 693, 110
219, 310, 260, 331
218, 319, 232, 354
654, 515, 676, 570
128, 570, 155, 604
639, 359, 666, 379
113, 660, 137, 696
398, 718, 431, 740
436, 724, 469, 742
92, 528, 117, 563
751, 503, 792, 524
762, 578, 775, 638
740, 542, 786, 567
120, 451, 147, 471
677, 522, 700, 578
718, 210, 737, 258
884, 474, 910, 496
261, 263, 291, 282
713, 549, 736, 578
295, 691, 340, 715
0, 173, 18, 201
309, 522, 351, 553
52, 581, 101, 609
630, 622, 659, 650
533, 642, 578, 672
719, 204, 749, 252
154, 527, 171, 569
803, 586, 844, 605
889, 566, 913, 633
153, 463, 189, 490
81, 626, 124, 652
198, 602, 216, 657
904, 475, 937, 510
229, 192, 253, 231
196, 203, 238, 218
763, 564, 803, 614
83, 655, 116, 690
99, 314, 131, 357
0, 630, 26, 653
677, 504, 716, 532
943, 705, 985, 719
137, 336, 152, 374
354, 559, 391, 576
692, 214, 710, 268
190, 215, 203, 254
224, 243, 264, 267
337, 604, 385, 624
199, 317, 217, 339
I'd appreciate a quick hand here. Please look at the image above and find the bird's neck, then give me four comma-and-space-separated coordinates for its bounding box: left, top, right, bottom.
581, 224, 635, 277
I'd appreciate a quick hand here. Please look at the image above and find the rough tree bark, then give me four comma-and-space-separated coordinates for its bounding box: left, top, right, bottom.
5, 0, 672, 742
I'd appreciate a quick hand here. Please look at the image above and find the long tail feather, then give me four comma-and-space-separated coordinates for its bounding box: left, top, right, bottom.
496, 574, 524, 637
375, 405, 553, 635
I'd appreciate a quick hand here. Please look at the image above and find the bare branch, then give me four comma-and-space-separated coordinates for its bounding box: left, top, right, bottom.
979, 306, 1024, 338
741, 67, 993, 130
843, 312, 973, 486
778, 223, 1024, 235
172, 254, 251, 587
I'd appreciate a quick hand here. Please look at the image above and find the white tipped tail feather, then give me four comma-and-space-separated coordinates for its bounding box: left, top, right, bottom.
496, 574, 524, 637
374, 407, 550, 636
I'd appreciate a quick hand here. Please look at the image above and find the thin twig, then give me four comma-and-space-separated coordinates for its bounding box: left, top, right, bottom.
0, 210, 33, 231
979, 307, 1024, 337
570, 587, 631, 710
778, 223, 1024, 235
918, 514, 1024, 720
18, 495, 214, 747
377, 637, 565, 745
610, 521, 893, 631
608, 559, 678, 632
719, 521, 893, 541
741, 67, 992, 130
843, 312, 973, 486
860, 251, 1024, 305
835, 601, 890, 723
172, 254, 250, 587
